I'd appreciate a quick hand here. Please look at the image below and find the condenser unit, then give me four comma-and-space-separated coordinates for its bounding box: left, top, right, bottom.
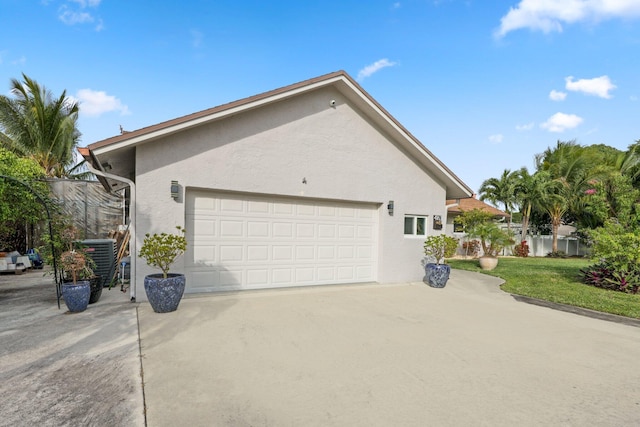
79, 239, 117, 288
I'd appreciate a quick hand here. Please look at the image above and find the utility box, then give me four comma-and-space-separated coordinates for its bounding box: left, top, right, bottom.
79, 239, 117, 288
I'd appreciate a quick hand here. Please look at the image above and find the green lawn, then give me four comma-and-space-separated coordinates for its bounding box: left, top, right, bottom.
447, 257, 640, 319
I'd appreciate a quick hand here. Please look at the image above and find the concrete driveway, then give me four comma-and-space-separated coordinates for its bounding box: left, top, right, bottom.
139, 269, 640, 427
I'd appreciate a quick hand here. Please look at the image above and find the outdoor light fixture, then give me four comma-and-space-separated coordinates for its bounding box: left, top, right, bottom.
387, 200, 394, 216
170, 180, 179, 200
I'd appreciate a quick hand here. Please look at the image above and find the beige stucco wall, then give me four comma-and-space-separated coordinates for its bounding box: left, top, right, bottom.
134, 87, 448, 299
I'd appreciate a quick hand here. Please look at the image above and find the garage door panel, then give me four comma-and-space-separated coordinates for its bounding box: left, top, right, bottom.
220, 220, 243, 238
247, 221, 269, 237
272, 269, 293, 284
337, 266, 354, 280
338, 225, 355, 238
273, 222, 294, 237
247, 200, 269, 213
246, 269, 268, 285
317, 246, 335, 259
296, 204, 315, 216
296, 223, 315, 238
272, 246, 293, 261
295, 246, 315, 260
220, 198, 243, 213
220, 246, 243, 262
193, 219, 216, 236
295, 268, 314, 282
193, 246, 215, 263
185, 190, 378, 292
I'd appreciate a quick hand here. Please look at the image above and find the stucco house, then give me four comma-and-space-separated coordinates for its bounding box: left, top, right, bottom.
81, 70, 472, 301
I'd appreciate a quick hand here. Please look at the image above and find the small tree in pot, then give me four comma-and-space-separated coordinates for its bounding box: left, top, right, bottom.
139, 226, 187, 313
59, 226, 92, 313
423, 234, 459, 288
466, 222, 514, 270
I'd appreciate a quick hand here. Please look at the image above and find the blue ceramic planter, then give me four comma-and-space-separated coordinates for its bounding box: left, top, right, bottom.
144, 274, 186, 313
62, 281, 91, 313
424, 263, 451, 288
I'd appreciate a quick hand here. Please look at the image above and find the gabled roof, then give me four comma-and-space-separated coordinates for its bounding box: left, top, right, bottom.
81, 70, 473, 199
446, 196, 509, 218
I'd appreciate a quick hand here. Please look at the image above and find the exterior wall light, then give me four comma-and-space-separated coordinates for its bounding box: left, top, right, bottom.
387, 200, 394, 216
170, 180, 179, 200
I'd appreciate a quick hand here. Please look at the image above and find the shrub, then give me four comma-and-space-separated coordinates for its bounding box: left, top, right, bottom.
582, 220, 640, 294
461, 239, 481, 257
423, 234, 459, 265
546, 250, 567, 258
513, 240, 529, 257
139, 226, 187, 278
580, 262, 639, 294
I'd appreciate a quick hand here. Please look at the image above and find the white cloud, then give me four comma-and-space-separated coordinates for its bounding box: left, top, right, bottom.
565, 75, 616, 98
516, 122, 535, 131
356, 59, 397, 82
59, 8, 93, 25
540, 112, 583, 132
71, 89, 130, 117
488, 134, 504, 144
57, 0, 103, 30
549, 90, 567, 101
495, 0, 640, 38
69, 0, 102, 6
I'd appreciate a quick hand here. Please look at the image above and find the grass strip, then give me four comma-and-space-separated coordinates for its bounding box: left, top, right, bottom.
448, 257, 640, 319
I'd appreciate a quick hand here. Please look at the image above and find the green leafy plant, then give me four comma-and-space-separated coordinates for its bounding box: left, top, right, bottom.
466, 222, 514, 257
139, 226, 187, 278
424, 234, 459, 265
584, 220, 640, 294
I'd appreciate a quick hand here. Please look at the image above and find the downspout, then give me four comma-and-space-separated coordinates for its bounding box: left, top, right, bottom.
85, 163, 137, 302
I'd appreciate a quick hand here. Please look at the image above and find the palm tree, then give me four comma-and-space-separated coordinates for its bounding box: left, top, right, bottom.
534, 140, 596, 252
479, 169, 518, 230
0, 73, 82, 177
513, 168, 549, 239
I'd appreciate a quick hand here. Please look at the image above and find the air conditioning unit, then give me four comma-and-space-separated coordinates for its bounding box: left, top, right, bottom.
79, 239, 117, 288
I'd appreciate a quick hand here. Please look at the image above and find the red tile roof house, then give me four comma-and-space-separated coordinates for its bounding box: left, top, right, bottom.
81, 71, 472, 301
445, 195, 510, 255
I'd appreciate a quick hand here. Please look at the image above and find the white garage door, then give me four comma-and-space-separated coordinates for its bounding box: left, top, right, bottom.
185, 190, 379, 292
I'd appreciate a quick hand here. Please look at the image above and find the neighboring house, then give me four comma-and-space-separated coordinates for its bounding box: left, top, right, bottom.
81, 70, 472, 301
445, 195, 509, 235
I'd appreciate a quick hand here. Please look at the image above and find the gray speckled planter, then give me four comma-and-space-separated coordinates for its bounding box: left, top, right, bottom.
424, 263, 451, 288
62, 281, 91, 313
144, 274, 186, 313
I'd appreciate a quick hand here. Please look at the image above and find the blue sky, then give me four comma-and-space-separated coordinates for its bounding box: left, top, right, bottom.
2, 0, 640, 193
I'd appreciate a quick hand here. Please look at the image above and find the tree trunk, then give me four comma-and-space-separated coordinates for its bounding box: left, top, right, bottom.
551, 219, 560, 253
521, 204, 531, 241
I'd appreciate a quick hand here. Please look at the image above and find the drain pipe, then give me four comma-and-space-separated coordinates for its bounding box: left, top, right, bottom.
85, 163, 137, 302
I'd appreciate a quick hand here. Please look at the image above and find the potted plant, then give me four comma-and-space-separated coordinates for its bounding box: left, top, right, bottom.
466, 222, 514, 270
139, 226, 188, 313
59, 227, 92, 313
423, 234, 459, 288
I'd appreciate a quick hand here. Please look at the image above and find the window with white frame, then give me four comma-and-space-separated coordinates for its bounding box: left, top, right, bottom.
404, 215, 427, 237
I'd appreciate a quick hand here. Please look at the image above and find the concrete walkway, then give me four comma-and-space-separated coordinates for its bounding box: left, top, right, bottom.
0, 270, 143, 427
139, 269, 640, 427
3, 269, 640, 426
